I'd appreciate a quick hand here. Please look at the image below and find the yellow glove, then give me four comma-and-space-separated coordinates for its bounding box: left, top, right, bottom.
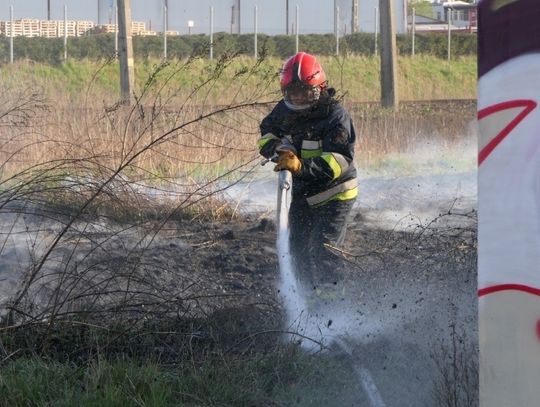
273, 150, 302, 175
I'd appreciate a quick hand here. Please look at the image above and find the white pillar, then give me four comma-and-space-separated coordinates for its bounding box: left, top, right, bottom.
336, 6, 340, 56
64, 4, 68, 62
254, 5, 258, 59
295, 4, 299, 53
374, 7, 378, 56
9, 5, 14, 64
447, 8, 451, 61
115, 5, 118, 55
412, 7, 415, 56
210, 6, 214, 60
163, 2, 167, 59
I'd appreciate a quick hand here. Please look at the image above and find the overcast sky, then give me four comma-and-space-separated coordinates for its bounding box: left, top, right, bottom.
0, 0, 406, 35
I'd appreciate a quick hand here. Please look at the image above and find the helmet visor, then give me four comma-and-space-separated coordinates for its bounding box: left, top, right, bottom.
283, 83, 321, 111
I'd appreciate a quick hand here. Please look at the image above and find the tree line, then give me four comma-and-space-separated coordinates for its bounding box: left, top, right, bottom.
0, 31, 476, 64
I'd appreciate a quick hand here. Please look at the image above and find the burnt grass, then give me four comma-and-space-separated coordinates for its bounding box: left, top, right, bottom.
1, 207, 476, 360
0, 203, 477, 406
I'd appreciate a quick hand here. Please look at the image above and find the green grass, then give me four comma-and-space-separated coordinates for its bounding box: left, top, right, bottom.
0, 55, 476, 104
0, 350, 360, 406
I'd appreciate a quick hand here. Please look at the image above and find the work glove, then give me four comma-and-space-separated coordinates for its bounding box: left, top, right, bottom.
274, 150, 302, 175
274, 136, 297, 156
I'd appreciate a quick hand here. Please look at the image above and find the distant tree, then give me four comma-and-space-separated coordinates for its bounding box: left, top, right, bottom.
271, 35, 295, 59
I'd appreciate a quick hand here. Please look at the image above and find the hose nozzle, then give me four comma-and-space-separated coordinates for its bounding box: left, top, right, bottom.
278, 169, 292, 191
260, 153, 278, 166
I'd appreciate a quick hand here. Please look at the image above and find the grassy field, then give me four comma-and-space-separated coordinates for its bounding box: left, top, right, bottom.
0, 350, 361, 406
0, 54, 476, 186
0, 55, 476, 103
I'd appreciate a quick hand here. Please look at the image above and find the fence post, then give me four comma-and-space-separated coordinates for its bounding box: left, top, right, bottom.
447, 7, 452, 61
163, 2, 167, 59
412, 7, 415, 56
114, 5, 118, 56
210, 6, 214, 60
64, 5, 68, 62
295, 4, 299, 53
10, 5, 14, 64
336, 6, 340, 56
374, 7, 378, 56
254, 5, 258, 59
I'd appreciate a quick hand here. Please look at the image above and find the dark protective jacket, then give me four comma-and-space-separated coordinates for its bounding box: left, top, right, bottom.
258, 93, 358, 207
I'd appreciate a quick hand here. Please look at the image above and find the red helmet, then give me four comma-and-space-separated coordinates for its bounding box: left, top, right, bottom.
280, 52, 327, 111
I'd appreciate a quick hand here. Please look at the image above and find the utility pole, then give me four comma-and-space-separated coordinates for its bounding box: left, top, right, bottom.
333, 0, 337, 38
9, 5, 13, 64
164, 0, 169, 33
209, 6, 214, 60
230, 5, 234, 34
336, 6, 340, 56
97, 0, 101, 24
237, 0, 241, 34
47, 0, 51, 20
231, 0, 241, 34
374, 7, 378, 56
163, 1, 167, 59
412, 7, 415, 56
63, 4, 67, 62
447, 7, 452, 61
295, 4, 299, 53
254, 5, 258, 59
352, 0, 359, 32
117, 0, 134, 105
286, 0, 289, 35
379, 0, 398, 109
114, 5, 118, 55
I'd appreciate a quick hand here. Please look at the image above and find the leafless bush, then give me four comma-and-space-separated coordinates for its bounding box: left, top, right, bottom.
0, 53, 476, 361
431, 325, 479, 407
0, 54, 278, 345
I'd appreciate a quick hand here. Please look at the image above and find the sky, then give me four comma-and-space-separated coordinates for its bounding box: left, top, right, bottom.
0, 0, 407, 35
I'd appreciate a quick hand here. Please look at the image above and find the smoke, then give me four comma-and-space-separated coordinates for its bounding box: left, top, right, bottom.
259, 138, 477, 349
225, 139, 477, 231
0, 209, 61, 316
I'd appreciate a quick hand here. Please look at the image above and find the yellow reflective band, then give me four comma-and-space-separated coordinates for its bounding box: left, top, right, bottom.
311, 186, 358, 207
306, 179, 358, 206
301, 148, 323, 159
321, 152, 342, 180
336, 186, 358, 201
257, 133, 278, 150
301, 139, 322, 158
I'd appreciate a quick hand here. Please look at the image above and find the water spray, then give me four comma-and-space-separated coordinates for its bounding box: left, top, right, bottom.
262, 157, 386, 406
273, 168, 307, 333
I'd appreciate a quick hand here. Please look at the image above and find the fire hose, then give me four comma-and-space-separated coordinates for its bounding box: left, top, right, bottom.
276, 169, 292, 233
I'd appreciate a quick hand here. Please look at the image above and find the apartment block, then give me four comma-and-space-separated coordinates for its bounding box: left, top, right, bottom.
94, 21, 146, 35
40, 20, 58, 38
1, 19, 41, 37
132, 21, 146, 35
76, 21, 95, 36
0, 19, 95, 37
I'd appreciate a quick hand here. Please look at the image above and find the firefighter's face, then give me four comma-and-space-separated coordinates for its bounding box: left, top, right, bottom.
284, 83, 320, 109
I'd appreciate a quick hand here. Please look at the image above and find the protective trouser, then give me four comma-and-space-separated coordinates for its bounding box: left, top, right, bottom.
289, 193, 356, 289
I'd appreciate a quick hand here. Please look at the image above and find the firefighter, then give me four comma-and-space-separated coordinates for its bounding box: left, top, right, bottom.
258, 52, 358, 290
